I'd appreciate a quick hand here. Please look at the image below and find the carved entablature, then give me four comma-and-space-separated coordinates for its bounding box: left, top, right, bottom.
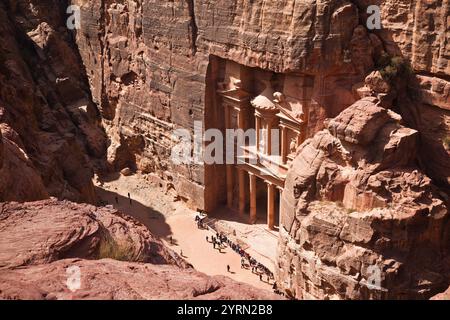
217, 84, 251, 131
273, 92, 305, 124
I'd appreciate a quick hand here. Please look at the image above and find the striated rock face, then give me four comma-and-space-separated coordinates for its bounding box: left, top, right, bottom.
1, 0, 449, 301
0, 1, 106, 203
0, 258, 278, 300
0, 199, 277, 300
70, 0, 378, 210
276, 98, 450, 300
70, 0, 450, 211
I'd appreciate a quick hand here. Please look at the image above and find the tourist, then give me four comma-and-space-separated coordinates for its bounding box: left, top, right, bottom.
206, 236, 209, 243
128, 192, 132, 205
227, 265, 230, 273
259, 274, 263, 282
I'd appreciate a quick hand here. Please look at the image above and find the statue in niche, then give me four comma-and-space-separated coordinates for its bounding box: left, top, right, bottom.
289, 137, 298, 155
217, 78, 242, 91
260, 128, 267, 154
273, 91, 304, 122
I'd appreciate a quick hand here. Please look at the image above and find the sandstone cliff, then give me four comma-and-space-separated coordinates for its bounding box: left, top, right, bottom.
0, 0, 449, 300
277, 97, 450, 299
71, 0, 449, 211
0, 1, 106, 203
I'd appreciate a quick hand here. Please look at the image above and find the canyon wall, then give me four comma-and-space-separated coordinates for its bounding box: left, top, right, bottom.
0, 0, 106, 203
277, 97, 450, 299
71, 0, 449, 212
70, 1, 450, 298
1, 0, 449, 300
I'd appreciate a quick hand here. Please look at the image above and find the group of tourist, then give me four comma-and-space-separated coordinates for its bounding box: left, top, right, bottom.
195, 215, 207, 230
194, 214, 285, 296
113, 192, 133, 206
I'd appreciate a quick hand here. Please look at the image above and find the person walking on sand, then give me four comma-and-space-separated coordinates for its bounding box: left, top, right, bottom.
259, 274, 263, 282
227, 265, 230, 273
128, 192, 132, 205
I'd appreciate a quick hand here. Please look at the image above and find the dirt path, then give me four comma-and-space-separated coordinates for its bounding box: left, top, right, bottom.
94, 173, 274, 291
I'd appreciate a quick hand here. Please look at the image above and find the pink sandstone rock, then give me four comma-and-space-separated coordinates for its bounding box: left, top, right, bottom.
0, 199, 186, 269
0, 199, 278, 300
277, 98, 450, 300
0, 258, 279, 300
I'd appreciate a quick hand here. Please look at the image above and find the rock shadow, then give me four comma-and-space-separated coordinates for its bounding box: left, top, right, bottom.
94, 186, 173, 240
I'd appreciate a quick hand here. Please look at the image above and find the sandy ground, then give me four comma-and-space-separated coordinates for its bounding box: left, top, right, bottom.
94, 173, 276, 291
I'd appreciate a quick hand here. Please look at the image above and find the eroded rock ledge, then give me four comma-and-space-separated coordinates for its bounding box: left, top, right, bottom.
0, 199, 277, 300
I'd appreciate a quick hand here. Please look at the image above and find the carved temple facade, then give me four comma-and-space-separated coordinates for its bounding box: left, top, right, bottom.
207, 57, 313, 230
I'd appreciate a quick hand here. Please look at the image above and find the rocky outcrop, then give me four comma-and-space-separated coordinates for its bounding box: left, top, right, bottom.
0, 258, 278, 300
276, 98, 450, 300
0, 199, 277, 300
431, 286, 450, 300
0, 125, 49, 201
0, 199, 185, 268
0, 1, 106, 203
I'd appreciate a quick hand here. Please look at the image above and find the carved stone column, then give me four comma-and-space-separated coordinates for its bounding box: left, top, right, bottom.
238, 169, 246, 215
267, 182, 275, 230
225, 105, 234, 209
280, 125, 288, 164
255, 115, 261, 152
249, 172, 257, 224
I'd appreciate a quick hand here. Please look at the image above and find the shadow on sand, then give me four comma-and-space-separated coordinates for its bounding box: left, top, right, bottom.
95, 186, 173, 240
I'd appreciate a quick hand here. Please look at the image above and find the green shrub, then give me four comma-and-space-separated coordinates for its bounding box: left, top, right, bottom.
376, 53, 413, 82
97, 235, 135, 262
443, 136, 450, 151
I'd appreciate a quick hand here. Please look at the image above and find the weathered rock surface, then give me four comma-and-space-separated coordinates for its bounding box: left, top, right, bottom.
277, 98, 450, 300
0, 199, 185, 269
0, 199, 277, 300
0, 258, 278, 300
0, 1, 106, 203
1, 0, 449, 301
70, 0, 449, 211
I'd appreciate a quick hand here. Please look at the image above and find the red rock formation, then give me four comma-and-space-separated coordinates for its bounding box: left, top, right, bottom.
431, 286, 450, 300
0, 199, 185, 268
70, 0, 449, 211
0, 258, 278, 300
0, 0, 449, 301
276, 98, 450, 300
0, 199, 277, 300
0, 1, 106, 203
